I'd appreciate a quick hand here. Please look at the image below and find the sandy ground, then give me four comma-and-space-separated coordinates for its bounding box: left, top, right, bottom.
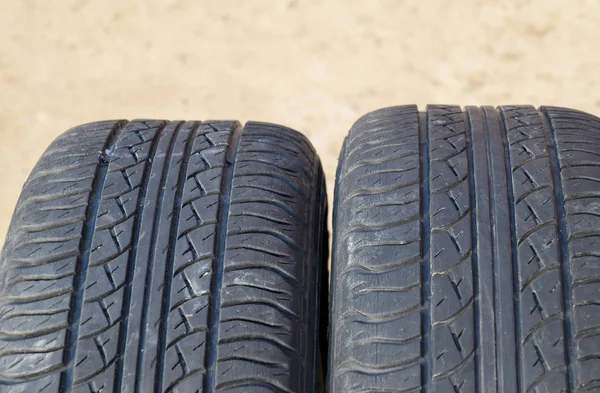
1, 0, 600, 247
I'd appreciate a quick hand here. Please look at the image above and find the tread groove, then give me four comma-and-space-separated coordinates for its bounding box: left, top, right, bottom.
465, 108, 482, 393
203, 122, 243, 393
420, 110, 431, 393
134, 121, 183, 393
154, 121, 200, 393
58, 120, 129, 393
499, 107, 524, 393
111, 121, 168, 393
484, 108, 500, 392
540, 109, 576, 393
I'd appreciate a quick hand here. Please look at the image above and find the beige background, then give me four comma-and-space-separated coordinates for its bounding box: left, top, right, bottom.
1, 0, 600, 247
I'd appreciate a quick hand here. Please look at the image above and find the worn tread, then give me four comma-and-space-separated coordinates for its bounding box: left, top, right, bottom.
0, 119, 327, 393
330, 105, 600, 393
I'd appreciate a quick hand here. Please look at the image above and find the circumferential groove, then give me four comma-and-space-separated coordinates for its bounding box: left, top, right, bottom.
419, 110, 431, 393
112, 121, 168, 393
203, 122, 243, 393
464, 108, 481, 393
540, 109, 576, 393
134, 121, 183, 393
154, 121, 201, 393
59, 120, 129, 393
498, 107, 523, 393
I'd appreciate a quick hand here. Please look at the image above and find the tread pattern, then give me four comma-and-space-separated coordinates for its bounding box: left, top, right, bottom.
330, 105, 600, 393
430, 105, 476, 392
331, 106, 423, 392
501, 106, 567, 393
543, 106, 600, 392
215, 122, 323, 393
0, 119, 327, 393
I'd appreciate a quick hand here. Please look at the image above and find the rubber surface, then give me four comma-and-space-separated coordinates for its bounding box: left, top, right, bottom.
0, 119, 327, 393
329, 105, 600, 393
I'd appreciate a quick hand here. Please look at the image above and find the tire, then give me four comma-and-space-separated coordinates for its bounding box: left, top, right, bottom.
329, 105, 600, 393
0, 119, 328, 393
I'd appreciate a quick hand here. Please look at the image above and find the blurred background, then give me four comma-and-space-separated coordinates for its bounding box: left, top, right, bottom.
1, 0, 599, 246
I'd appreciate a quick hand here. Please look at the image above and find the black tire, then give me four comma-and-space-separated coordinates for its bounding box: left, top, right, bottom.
0, 119, 328, 393
329, 105, 600, 393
